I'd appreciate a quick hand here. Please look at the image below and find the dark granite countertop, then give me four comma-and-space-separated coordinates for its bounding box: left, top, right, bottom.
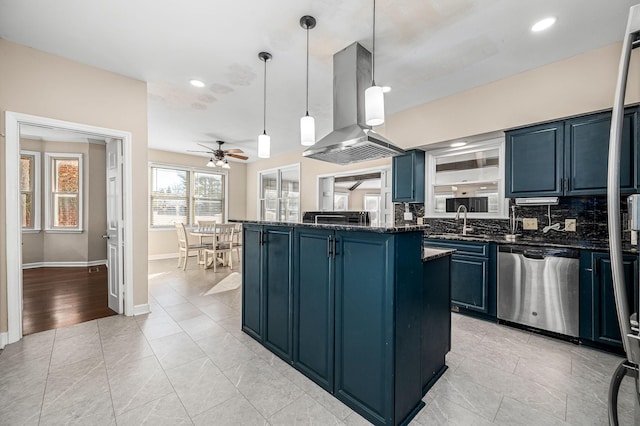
231, 219, 430, 234
424, 232, 639, 254
423, 247, 456, 261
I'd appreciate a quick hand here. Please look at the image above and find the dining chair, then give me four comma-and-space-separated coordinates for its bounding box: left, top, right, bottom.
195, 220, 217, 245
203, 224, 235, 272
232, 223, 242, 262
175, 222, 209, 270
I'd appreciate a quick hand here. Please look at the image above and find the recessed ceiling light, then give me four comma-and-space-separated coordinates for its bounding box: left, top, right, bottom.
531, 17, 557, 32
450, 142, 467, 147
382, 86, 391, 93
190, 79, 205, 88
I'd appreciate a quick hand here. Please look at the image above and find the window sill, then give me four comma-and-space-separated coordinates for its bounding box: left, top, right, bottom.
22, 229, 42, 234
44, 229, 84, 234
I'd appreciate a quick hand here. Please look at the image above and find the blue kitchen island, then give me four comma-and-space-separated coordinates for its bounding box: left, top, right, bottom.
238, 221, 453, 426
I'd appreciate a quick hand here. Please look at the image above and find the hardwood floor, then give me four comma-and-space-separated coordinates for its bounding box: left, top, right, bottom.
22, 265, 117, 335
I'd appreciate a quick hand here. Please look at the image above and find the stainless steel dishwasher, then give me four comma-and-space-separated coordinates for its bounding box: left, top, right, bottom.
498, 245, 579, 337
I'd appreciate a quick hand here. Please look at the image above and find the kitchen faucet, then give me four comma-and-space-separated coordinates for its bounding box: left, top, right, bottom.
455, 204, 472, 235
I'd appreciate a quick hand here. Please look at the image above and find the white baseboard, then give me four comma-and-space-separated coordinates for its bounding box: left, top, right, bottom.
0, 332, 8, 349
148, 253, 179, 261
22, 259, 107, 269
133, 303, 151, 316
148, 253, 200, 261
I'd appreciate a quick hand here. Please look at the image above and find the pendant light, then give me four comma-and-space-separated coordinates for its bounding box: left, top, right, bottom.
258, 51, 272, 158
365, 0, 385, 126
300, 15, 317, 146
206, 158, 215, 168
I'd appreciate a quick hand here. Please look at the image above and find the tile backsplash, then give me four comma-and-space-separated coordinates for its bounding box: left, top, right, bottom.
409, 197, 631, 245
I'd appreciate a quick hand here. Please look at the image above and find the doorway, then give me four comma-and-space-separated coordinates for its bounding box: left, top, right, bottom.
5, 112, 134, 344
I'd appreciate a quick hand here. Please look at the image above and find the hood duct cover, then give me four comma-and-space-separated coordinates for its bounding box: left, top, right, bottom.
303, 42, 404, 165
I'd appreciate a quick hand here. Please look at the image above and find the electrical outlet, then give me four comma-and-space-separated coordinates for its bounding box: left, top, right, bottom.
404, 211, 413, 221
565, 219, 577, 232
522, 218, 538, 230
417, 217, 424, 225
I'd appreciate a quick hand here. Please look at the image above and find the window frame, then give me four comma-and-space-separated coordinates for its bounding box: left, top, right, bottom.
257, 163, 300, 223
148, 163, 229, 229
20, 150, 41, 233
425, 138, 508, 219
44, 152, 83, 233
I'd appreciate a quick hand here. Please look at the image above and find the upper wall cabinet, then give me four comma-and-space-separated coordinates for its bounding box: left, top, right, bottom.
392, 149, 425, 203
505, 107, 639, 198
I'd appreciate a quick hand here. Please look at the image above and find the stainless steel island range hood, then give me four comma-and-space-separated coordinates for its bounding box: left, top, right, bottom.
303, 42, 404, 165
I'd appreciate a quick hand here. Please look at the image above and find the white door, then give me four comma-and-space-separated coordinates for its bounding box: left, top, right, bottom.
106, 139, 123, 313
318, 176, 335, 211
380, 168, 393, 226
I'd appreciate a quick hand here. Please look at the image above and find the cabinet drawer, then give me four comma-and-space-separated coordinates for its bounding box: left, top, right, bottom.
424, 239, 489, 257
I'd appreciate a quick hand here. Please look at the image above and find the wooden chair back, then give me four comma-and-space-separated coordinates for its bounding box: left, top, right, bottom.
175, 222, 188, 248
215, 224, 235, 249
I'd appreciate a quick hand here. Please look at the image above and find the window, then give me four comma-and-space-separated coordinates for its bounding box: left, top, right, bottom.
20, 151, 41, 231
364, 194, 381, 226
149, 165, 226, 228
258, 164, 300, 222
45, 153, 83, 231
425, 138, 507, 218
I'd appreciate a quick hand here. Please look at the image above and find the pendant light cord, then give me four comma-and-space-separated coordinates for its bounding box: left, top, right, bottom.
372, 0, 376, 86
306, 24, 310, 116
263, 57, 267, 134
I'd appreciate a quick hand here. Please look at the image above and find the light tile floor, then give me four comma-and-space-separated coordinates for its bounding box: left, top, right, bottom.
1, 258, 638, 425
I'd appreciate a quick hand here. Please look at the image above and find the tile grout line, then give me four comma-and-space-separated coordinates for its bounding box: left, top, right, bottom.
97, 319, 119, 424
36, 330, 58, 425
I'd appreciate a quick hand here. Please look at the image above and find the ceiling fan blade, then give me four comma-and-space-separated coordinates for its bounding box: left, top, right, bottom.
224, 148, 244, 154
197, 142, 215, 150
227, 153, 249, 160
187, 150, 213, 153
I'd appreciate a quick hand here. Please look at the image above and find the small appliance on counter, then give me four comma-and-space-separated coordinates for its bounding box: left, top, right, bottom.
302, 211, 370, 226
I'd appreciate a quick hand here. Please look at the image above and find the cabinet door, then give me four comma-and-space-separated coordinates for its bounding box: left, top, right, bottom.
335, 232, 394, 425
263, 226, 293, 361
242, 225, 263, 340
505, 122, 564, 197
450, 254, 488, 313
293, 228, 335, 391
392, 150, 425, 203
592, 253, 637, 348
565, 110, 635, 195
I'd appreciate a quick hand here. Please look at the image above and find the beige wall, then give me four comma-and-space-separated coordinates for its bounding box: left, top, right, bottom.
0, 39, 149, 333
20, 139, 107, 264
147, 149, 247, 257
385, 42, 640, 149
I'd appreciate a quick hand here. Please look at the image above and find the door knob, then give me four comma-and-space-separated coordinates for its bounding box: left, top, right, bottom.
101, 234, 110, 239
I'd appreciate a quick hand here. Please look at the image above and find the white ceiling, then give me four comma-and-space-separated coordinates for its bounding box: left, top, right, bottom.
1, 0, 637, 161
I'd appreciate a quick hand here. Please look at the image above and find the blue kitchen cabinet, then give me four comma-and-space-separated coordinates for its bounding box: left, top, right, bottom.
293, 227, 335, 392
505, 107, 639, 198
392, 149, 425, 203
423, 239, 497, 317
505, 121, 564, 198
241, 224, 293, 361
580, 251, 638, 349
241, 224, 263, 340
564, 109, 637, 195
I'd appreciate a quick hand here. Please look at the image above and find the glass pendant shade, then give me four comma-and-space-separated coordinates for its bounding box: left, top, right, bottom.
215, 159, 224, 167
258, 132, 271, 158
300, 114, 315, 146
365, 85, 385, 126
206, 158, 215, 168
222, 160, 230, 169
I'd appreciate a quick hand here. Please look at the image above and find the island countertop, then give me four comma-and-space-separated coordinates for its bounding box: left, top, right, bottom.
230, 219, 430, 234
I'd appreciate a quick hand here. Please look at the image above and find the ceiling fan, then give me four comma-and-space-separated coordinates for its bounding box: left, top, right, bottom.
188, 140, 248, 169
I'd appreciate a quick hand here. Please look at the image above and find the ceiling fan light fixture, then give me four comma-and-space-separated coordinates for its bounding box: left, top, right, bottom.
258, 51, 272, 159
365, 0, 385, 127
215, 159, 225, 167
300, 15, 317, 147
222, 159, 231, 169
206, 158, 215, 167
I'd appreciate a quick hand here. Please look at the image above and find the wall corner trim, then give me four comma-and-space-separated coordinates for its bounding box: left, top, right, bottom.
0, 332, 8, 349
133, 304, 151, 316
